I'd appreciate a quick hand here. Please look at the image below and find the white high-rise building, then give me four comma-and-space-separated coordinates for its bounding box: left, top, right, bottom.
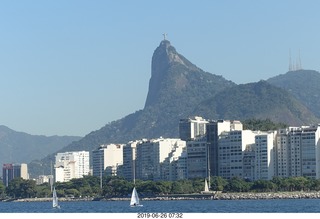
218, 130, 256, 179
275, 125, 320, 179
135, 138, 186, 181
92, 144, 124, 177
206, 120, 243, 177
254, 131, 277, 180
122, 140, 146, 182
169, 149, 188, 181
179, 116, 208, 141
275, 128, 290, 178
301, 125, 320, 178
187, 136, 208, 179
55, 151, 90, 182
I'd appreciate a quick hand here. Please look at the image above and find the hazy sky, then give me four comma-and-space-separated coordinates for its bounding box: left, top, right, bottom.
1, 1, 320, 137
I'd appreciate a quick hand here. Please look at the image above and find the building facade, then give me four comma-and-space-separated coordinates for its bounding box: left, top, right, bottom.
206, 120, 243, 177
92, 144, 124, 178
55, 151, 90, 182
186, 136, 208, 179
218, 130, 256, 179
275, 125, 320, 179
179, 116, 208, 141
135, 138, 186, 181
2, 163, 28, 186
121, 140, 147, 182
253, 131, 276, 180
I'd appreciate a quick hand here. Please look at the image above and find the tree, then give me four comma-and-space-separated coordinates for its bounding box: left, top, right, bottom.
251, 180, 276, 192
65, 188, 80, 198
211, 176, 228, 191
171, 180, 193, 194
224, 177, 250, 192
6, 178, 37, 198
0, 181, 6, 198
154, 181, 172, 195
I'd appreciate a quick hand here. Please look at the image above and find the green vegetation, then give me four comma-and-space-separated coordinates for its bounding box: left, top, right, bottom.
267, 69, 320, 118
242, 118, 288, 131
2, 176, 320, 200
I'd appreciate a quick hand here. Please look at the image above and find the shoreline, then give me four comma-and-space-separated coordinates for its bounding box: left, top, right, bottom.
214, 191, 320, 200
3, 191, 320, 202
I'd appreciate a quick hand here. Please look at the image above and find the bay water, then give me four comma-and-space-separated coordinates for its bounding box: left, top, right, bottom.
0, 198, 320, 213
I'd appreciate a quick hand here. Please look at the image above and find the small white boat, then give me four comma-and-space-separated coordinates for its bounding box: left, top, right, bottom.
52, 186, 61, 209
130, 187, 143, 207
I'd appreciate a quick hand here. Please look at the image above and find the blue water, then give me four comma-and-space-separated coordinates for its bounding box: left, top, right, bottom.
1, 199, 320, 213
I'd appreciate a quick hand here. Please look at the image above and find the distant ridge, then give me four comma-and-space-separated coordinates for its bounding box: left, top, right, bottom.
267, 69, 320, 118
0, 125, 81, 176
193, 80, 319, 126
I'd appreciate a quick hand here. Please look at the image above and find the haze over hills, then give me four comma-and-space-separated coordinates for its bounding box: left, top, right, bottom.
0, 125, 81, 176
20, 40, 320, 177
267, 69, 320, 118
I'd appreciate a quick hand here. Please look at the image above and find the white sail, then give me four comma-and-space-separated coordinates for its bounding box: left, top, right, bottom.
130, 187, 142, 207
53, 187, 60, 208
204, 179, 209, 192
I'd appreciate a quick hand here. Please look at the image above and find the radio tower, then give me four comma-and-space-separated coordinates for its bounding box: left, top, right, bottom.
289, 49, 303, 71
298, 49, 302, 70
289, 49, 293, 71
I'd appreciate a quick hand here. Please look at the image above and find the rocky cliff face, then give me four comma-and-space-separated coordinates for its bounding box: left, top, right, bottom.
145, 39, 234, 108
145, 40, 195, 107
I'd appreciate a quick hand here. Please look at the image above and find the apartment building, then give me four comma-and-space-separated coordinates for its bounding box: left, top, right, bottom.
243, 144, 255, 180
218, 130, 256, 179
186, 136, 208, 179
92, 144, 124, 178
36, 175, 54, 186
135, 138, 186, 181
179, 116, 208, 141
275, 125, 320, 179
2, 163, 28, 186
206, 120, 243, 177
121, 140, 145, 182
55, 151, 90, 182
253, 131, 277, 180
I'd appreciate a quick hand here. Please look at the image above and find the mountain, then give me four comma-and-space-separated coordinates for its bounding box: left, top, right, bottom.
0, 125, 81, 176
267, 69, 320, 118
28, 39, 236, 177
28, 40, 320, 177
193, 80, 319, 126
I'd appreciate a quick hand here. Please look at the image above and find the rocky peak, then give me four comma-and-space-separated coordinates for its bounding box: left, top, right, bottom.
145, 40, 198, 108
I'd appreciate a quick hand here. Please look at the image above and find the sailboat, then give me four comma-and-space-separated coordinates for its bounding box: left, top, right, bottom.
130, 157, 142, 207
130, 187, 143, 207
52, 186, 60, 209
204, 179, 209, 192
201, 179, 214, 194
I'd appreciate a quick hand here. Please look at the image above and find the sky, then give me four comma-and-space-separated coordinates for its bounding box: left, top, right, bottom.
1, 0, 320, 137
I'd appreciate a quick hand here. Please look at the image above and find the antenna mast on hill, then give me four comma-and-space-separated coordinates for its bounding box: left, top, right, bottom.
298, 49, 302, 70
289, 49, 303, 71
289, 49, 293, 71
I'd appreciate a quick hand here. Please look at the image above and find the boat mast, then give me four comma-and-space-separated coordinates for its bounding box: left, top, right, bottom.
207, 143, 211, 189
50, 160, 53, 192
100, 155, 102, 190
133, 155, 136, 185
